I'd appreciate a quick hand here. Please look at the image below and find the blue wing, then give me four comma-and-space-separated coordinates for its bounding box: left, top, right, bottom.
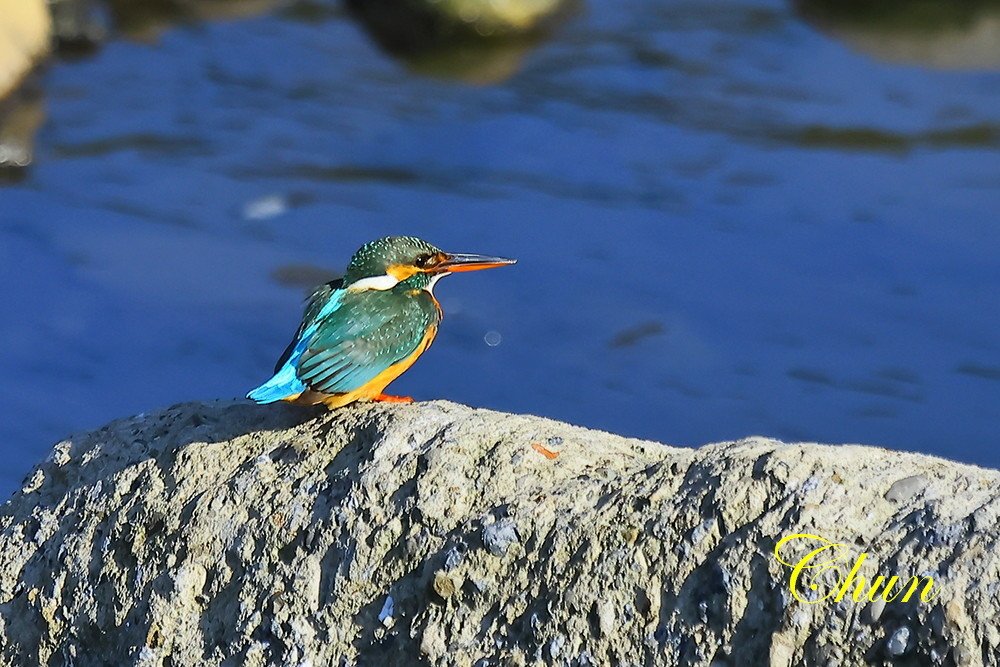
294, 289, 438, 395
247, 281, 345, 403
247, 282, 439, 403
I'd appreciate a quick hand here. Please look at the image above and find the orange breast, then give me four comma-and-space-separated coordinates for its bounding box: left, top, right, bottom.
312, 324, 438, 409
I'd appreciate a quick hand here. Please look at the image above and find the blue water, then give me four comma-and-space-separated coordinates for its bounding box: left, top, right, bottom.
1, 0, 998, 496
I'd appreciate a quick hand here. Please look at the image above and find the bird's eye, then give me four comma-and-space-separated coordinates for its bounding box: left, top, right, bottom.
416, 254, 434, 268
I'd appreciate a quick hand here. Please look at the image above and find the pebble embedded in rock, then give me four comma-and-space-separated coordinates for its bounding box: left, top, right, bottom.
548, 635, 565, 659
862, 597, 886, 624
482, 517, 519, 556
433, 570, 458, 600
885, 475, 928, 503
378, 595, 394, 627
594, 599, 615, 637
444, 544, 465, 571
886, 626, 910, 656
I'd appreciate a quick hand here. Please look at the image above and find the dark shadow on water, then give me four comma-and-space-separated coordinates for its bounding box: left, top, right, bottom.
50, 0, 289, 48
609, 321, 665, 349
106, 0, 290, 40
764, 122, 1000, 152
955, 363, 1000, 382
52, 133, 212, 158
787, 367, 925, 404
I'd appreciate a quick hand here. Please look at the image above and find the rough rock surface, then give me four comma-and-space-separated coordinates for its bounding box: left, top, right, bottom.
0, 0, 51, 100
1, 400, 998, 666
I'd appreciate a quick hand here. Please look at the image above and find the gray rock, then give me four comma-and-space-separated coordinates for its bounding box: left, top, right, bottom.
1, 399, 998, 665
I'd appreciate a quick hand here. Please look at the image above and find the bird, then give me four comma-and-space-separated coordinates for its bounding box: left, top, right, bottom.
247, 236, 516, 409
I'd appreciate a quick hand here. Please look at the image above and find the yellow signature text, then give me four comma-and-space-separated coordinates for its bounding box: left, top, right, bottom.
773, 533, 937, 604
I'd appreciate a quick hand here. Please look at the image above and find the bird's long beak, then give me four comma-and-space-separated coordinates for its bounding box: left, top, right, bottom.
436, 253, 517, 273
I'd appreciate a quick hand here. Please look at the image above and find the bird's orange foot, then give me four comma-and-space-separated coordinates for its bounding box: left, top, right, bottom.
372, 393, 414, 404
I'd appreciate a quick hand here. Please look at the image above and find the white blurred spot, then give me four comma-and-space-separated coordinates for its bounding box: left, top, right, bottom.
484, 330, 502, 347
243, 194, 288, 220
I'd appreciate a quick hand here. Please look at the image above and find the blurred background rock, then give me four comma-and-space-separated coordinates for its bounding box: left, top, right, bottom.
346, 0, 573, 83
0, 0, 50, 175
0, 0, 575, 174
0, 0, 50, 99
796, 0, 1000, 70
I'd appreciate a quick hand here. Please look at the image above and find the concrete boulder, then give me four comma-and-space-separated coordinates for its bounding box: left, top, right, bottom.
0, 399, 998, 665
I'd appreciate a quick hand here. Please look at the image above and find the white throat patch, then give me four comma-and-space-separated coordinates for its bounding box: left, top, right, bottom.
347, 274, 399, 292
347, 272, 449, 293
425, 272, 448, 294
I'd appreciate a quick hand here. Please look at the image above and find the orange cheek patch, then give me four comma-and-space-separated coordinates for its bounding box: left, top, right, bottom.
387, 264, 420, 281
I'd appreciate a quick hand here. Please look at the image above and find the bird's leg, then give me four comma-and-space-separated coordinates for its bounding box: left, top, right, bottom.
372, 393, 414, 404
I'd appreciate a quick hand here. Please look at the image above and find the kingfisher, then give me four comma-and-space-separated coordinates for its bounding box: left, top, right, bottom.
247, 236, 516, 408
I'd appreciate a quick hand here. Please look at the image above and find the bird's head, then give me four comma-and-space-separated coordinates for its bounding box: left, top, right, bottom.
343, 236, 516, 292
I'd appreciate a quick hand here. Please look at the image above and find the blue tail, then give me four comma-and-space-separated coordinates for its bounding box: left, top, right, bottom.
247, 362, 307, 404
249, 288, 341, 404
